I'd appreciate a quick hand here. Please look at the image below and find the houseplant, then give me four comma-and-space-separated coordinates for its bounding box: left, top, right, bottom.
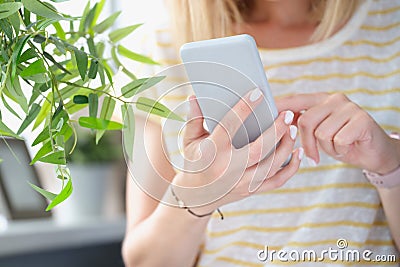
0, 0, 183, 211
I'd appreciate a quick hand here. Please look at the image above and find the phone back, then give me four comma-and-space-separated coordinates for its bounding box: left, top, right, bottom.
180, 34, 277, 148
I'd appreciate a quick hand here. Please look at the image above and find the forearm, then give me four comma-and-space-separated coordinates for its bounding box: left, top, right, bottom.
122, 203, 210, 267
376, 138, 400, 250
377, 186, 400, 250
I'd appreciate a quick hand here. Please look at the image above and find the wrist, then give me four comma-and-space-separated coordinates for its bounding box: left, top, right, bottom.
363, 133, 400, 189
375, 134, 400, 175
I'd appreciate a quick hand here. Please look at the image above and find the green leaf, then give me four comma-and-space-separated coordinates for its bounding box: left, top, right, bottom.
87, 37, 97, 57
0, 19, 13, 39
1, 95, 22, 120
73, 95, 88, 104
28, 182, 57, 201
98, 63, 105, 86
5, 75, 28, 113
32, 109, 69, 146
84, 3, 97, 31
33, 94, 51, 131
74, 48, 88, 80
23, 7, 31, 26
136, 97, 185, 122
30, 141, 52, 165
11, 34, 31, 79
122, 104, 135, 160
21, 0, 64, 20
79, 117, 124, 130
0, 2, 23, 19
118, 45, 159, 65
18, 48, 37, 63
9, 12, 20, 36
0, 121, 23, 139
96, 42, 105, 58
20, 59, 47, 77
17, 103, 41, 135
88, 60, 98, 79
43, 51, 71, 74
38, 151, 66, 165
88, 93, 98, 118
49, 0, 70, 2
121, 76, 165, 98
78, 1, 91, 33
92, 0, 105, 26
109, 23, 142, 43
96, 96, 115, 143
45, 178, 73, 211
93, 11, 121, 34
52, 21, 66, 39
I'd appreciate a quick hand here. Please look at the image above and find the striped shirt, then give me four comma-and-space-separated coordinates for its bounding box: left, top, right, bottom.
136, 0, 400, 266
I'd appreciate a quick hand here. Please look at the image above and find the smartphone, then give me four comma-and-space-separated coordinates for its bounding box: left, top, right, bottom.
180, 34, 278, 149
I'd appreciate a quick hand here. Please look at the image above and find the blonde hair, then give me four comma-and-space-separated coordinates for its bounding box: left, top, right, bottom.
167, 0, 360, 48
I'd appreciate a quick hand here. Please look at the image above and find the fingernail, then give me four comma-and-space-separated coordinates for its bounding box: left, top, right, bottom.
289, 125, 297, 140
249, 88, 262, 102
284, 110, 294, 125
298, 147, 304, 160
306, 157, 317, 167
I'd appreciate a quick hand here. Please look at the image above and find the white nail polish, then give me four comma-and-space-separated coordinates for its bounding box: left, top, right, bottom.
284, 110, 294, 125
289, 125, 298, 140
307, 157, 317, 167
298, 147, 304, 160
249, 88, 262, 102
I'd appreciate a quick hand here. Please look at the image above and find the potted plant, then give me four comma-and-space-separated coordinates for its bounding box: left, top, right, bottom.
0, 0, 182, 211
53, 127, 125, 222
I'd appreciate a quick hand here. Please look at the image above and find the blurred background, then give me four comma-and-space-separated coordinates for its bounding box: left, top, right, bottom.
0, 0, 167, 266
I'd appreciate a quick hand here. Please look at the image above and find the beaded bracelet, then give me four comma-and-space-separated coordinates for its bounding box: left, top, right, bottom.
170, 186, 224, 220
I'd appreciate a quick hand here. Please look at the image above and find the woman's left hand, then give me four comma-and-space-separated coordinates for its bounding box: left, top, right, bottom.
276, 93, 400, 174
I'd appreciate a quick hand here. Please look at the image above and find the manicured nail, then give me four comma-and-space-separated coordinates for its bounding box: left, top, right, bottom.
289, 125, 298, 140
298, 147, 304, 160
284, 110, 294, 125
249, 88, 262, 102
307, 157, 317, 167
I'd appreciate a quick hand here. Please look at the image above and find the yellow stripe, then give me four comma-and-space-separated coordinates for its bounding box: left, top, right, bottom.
265, 183, 374, 195
361, 21, 400, 31
382, 124, 400, 133
207, 220, 383, 239
368, 5, 400, 15
331, 87, 400, 96
298, 163, 357, 174
344, 35, 400, 47
362, 105, 400, 113
160, 59, 182, 65
212, 202, 379, 218
269, 69, 400, 84
265, 51, 400, 70
204, 237, 393, 255
156, 41, 174, 48
215, 256, 263, 267
162, 95, 188, 101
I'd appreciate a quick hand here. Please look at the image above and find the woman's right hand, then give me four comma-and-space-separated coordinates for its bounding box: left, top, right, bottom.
171, 88, 303, 214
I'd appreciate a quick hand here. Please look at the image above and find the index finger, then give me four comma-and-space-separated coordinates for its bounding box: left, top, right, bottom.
276, 93, 329, 113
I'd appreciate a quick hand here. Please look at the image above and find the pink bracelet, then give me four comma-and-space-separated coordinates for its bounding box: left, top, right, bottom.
363, 133, 400, 189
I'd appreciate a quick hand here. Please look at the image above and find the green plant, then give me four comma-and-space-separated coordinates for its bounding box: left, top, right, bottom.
0, 0, 183, 211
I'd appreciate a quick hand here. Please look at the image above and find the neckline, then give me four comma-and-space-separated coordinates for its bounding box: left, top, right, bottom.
258, 0, 372, 62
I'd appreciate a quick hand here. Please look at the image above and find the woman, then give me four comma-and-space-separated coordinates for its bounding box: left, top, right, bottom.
123, 0, 400, 266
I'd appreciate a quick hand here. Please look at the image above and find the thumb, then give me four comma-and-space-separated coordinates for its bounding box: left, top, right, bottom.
184, 96, 207, 143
